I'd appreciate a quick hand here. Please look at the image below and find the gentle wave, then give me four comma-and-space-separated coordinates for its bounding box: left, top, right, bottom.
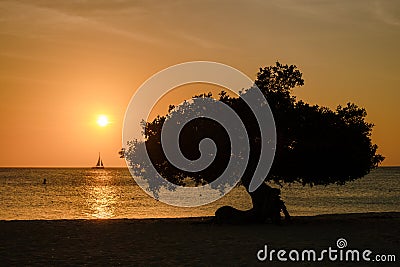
0, 167, 399, 220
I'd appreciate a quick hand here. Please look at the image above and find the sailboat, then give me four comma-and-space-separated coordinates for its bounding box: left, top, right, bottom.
92, 152, 105, 169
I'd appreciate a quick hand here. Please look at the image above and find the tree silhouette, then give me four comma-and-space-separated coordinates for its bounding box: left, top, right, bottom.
123, 62, 384, 223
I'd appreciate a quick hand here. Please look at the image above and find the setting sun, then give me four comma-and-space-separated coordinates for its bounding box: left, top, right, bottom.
97, 115, 109, 127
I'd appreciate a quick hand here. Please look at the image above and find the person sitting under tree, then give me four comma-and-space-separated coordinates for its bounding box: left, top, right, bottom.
214, 183, 291, 224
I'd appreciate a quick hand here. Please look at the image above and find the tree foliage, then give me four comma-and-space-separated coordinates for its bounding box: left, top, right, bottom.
125, 62, 384, 192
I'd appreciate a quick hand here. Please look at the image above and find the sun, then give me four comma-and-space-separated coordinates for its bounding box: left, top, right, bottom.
97, 115, 109, 127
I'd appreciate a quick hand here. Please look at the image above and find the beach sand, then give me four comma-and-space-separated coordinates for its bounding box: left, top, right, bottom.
0, 212, 398, 266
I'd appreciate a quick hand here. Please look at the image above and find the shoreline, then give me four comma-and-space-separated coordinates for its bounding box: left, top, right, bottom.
0, 211, 399, 222
1, 212, 398, 266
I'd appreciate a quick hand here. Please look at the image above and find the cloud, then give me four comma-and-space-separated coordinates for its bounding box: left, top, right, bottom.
373, 0, 400, 27
0, 0, 161, 44
0, 0, 232, 52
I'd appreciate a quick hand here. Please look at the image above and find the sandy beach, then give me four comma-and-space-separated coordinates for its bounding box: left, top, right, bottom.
0, 212, 398, 266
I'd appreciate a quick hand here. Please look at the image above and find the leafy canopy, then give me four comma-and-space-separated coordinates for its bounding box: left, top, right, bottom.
124, 62, 384, 190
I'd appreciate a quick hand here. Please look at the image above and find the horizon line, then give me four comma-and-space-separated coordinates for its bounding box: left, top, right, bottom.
0, 165, 399, 168
0, 166, 128, 168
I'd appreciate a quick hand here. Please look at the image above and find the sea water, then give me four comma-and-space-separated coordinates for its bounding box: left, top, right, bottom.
0, 167, 399, 220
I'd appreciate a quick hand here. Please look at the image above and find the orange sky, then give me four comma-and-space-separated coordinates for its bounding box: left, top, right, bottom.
0, 0, 399, 167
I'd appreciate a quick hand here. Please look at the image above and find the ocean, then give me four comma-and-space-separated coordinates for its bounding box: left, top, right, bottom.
0, 167, 399, 220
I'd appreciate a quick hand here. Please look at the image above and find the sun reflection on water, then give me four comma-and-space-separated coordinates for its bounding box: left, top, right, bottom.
85, 170, 117, 219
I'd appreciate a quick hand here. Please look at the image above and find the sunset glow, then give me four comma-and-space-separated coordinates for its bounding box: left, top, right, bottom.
0, 1, 399, 167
